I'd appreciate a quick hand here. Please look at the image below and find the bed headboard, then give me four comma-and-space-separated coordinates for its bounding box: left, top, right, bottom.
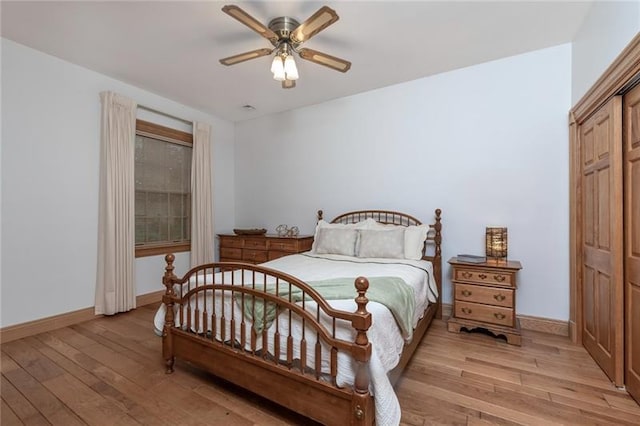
317, 208, 443, 319
317, 208, 442, 259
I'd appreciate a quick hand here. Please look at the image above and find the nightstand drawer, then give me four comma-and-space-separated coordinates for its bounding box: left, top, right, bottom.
455, 283, 514, 308
268, 240, 299, 252
244, 239, 268, 250
242, 249, 268, 263
220, 247, 242, 260
454, 268, 515, 287
455, 301, 514, 327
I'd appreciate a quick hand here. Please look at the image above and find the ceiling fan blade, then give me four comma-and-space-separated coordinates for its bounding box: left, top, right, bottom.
219, 48, 273, 66
222, 5, 279, 44
298, 48, 351, 73
290, 6, 339, 44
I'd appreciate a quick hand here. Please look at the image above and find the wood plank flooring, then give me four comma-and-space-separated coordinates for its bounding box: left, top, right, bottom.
2, 304, 639, 425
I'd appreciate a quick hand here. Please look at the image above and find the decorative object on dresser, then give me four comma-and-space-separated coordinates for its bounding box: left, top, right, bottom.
447, 256, 523, 345
275, 224, 300, 237
485, 226, 508, 261
218, 233, 313, 263
233, 228, 267, 235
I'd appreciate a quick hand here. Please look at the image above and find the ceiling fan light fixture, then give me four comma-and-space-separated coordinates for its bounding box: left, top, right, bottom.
284, 55, 299, 80
271, 56, 285, 81
220, 5, 351, 89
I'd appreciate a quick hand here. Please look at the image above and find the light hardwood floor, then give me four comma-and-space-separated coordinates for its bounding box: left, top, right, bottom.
2, 303, 639, 425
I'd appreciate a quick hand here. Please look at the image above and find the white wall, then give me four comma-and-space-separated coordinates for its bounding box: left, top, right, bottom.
572, 1, 640, 105
235, 44, 572, 321
1, 38, 236, 327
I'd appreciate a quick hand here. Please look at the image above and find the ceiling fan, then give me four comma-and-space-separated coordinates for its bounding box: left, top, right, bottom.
219, 4, 352, 89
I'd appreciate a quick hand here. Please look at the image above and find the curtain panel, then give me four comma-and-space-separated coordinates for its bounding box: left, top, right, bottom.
95, 91, 137, 315
190, 121, 214, 267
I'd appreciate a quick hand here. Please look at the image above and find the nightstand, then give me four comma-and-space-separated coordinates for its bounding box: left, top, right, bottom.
447, 257, 523, 345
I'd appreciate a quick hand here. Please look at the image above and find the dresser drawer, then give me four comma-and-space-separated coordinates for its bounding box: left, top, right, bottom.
242, 249, 268, 263
219, 236, 245, 248
455, 301, 514, 327
244, 238, 268, 250
220, 247, 242, 260
454, 268, 515, 287
268, 239, 299, 252
268, 251, 290, 261
455, 283, 514, 308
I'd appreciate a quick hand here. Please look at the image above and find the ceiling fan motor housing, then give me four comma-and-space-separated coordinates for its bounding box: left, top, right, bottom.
268, 17, 301, 48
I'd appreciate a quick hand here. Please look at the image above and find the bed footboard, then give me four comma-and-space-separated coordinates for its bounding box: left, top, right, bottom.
161, 254, 375, 425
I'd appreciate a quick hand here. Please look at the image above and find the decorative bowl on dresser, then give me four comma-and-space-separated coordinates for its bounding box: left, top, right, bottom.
218, 233, 313, 264
447, 256, 523, 345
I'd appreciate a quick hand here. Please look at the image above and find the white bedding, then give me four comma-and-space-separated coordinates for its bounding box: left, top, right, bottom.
154, 253, 438, 426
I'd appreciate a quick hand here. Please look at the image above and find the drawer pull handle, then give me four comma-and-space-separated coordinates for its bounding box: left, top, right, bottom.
478, 274, 487, 280
461, 308, 472, 314
494, 294, 506, 302
494, 274, 505, 282
494, 313, 506, 320
461, 272, 472, 279
461, 290, 472, 297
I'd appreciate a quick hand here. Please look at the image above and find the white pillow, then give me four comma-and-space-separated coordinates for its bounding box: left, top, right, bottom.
369, 221, 429, 260
315, 228, 359, 256
357, 228, 405, 259
311, 219, 372, 253
404, 224, 429, 260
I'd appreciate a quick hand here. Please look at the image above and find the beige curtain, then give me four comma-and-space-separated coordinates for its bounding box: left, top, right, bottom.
95, 91, 137, 315
190, 121, 214, 267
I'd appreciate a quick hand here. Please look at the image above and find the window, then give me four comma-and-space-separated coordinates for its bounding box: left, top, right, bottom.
134, 120, 193, 257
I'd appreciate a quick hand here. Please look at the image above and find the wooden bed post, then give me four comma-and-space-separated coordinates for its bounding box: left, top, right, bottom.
317, 209, 323, 222
433, 208, 443, 319
162, 254, 177, 373
352, 277, 374, 425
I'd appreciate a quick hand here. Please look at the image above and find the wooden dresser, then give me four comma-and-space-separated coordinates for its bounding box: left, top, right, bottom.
218, 234, 313, 264
447, 257, 523, 345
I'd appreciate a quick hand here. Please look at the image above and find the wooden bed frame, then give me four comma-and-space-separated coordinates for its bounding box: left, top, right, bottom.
161, 209, 442, 425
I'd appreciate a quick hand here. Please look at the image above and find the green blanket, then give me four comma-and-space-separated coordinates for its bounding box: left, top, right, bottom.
241, 276, 415, 340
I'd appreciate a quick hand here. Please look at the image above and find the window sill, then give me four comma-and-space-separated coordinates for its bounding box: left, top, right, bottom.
135, 242, 190, 258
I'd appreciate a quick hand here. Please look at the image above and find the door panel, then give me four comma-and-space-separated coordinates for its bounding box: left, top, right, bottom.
597, 274, 611, 348
584, 267, 595, 336
581, 95, 624, 386
584, 173, 594, 246
598, 169, 611, 248
624, 84, 640, 403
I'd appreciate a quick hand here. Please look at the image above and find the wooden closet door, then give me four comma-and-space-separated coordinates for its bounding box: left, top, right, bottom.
624, 85, 640, 403
580, 95, 624, 386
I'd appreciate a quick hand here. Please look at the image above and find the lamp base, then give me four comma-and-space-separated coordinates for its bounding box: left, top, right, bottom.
486, 256, 508, 266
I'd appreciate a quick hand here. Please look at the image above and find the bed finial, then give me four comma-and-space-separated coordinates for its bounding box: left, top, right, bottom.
317, 209, 323, 222
353, 276, 372, 348
353, 276, 373, 424
433, 209, 442, 259
162, 253, 177, 373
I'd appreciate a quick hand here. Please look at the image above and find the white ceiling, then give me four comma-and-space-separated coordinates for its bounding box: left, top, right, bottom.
1, 1, 593, 122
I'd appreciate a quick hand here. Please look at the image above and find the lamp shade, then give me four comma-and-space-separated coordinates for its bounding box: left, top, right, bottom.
284, 55, 299, 80
271, 56, 285, 81
485, 226, 508, 260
